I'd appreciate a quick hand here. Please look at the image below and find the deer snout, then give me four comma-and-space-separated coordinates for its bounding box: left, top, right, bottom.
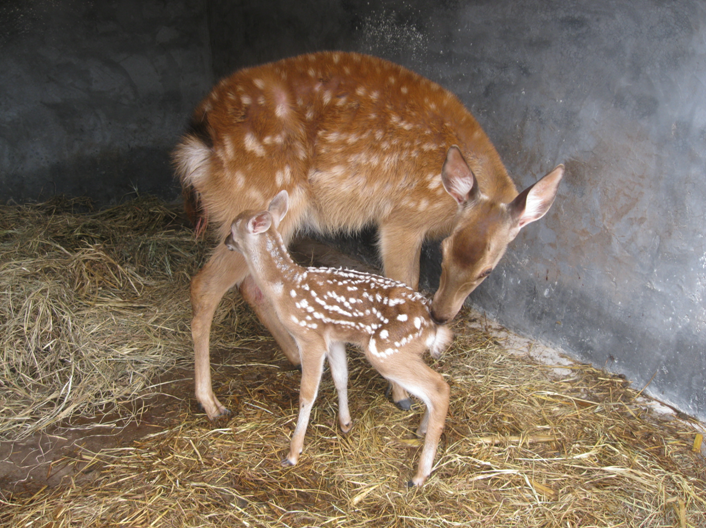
224, 234, 239, 252
430, 308, 449, 326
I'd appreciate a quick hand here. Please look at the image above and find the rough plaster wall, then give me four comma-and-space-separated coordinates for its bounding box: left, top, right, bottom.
0, 0, 212, 204
208, 0, 706, 420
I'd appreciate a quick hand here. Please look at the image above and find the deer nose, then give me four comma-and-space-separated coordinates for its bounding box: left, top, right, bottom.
224, 234, 238, 251
430, 309, 448, 326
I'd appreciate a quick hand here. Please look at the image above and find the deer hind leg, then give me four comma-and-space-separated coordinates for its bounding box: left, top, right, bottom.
374, 354, 450, 487
283, 336, 327, 467
327, 341, 352, 433
378, 223, 426, 410
191, 244, 249, 420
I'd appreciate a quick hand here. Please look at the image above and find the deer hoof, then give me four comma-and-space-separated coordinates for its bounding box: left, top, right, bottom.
340, 421, 353, 434
394, 398, 412, 411
385, 384, 412, 411
407, 476, 425, 488
196, 402, 232, 420
281, 457, 296, 467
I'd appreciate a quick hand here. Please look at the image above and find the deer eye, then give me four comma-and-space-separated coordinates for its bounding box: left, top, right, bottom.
478, 268, 492, 279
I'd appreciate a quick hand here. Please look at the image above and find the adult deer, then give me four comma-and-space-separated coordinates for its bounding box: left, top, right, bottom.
226, 190, 451, 486
174, 51, 564, 420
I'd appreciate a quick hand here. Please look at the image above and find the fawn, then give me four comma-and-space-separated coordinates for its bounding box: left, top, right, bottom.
226, 190, 452, 487
174, 51, 563, 419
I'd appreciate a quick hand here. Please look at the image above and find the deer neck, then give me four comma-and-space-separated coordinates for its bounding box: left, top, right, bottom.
247, 228, 302, 293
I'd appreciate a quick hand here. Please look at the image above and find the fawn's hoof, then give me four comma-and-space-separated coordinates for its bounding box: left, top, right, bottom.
407, 477, 425, 488
281, 457, 295, 467
340, 421, 353, 434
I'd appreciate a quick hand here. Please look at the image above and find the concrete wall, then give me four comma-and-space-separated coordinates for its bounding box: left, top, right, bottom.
0, 0, 212, 204
1, 0, 704, 420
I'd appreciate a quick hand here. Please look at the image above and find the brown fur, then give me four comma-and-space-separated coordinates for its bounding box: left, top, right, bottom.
173, 51, 563, 420
227, 191, 451, 486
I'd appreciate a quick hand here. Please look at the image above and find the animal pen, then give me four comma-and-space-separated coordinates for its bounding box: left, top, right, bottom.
0, 197, 703, 526
2, 1, 706, 527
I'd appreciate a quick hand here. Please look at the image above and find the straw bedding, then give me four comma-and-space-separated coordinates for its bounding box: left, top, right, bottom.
0, 197, 704, 527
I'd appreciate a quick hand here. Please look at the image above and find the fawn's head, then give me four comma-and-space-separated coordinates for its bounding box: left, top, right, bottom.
225, 190, 290, 255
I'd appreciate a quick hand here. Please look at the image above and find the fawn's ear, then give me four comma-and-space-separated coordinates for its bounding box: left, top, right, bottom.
247, 211, 272, 235
268, 190, 289, 226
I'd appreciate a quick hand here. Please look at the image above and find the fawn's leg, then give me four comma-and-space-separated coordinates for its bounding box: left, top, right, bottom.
327, 341, 352, 433
374, 355, 450, 487
283, 337, 327, 466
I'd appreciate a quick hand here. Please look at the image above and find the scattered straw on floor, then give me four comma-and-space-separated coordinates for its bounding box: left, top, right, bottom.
1, 197, 704, 527
0, 196, 212, 441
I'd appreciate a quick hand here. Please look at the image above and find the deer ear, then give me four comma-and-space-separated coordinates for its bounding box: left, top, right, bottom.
509, 164, 564, 228
441, 146, 480, 205
248, 211, 272, 235
268, 190, 289, 225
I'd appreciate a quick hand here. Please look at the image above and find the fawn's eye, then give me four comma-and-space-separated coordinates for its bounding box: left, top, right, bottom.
478, 268, 492, 279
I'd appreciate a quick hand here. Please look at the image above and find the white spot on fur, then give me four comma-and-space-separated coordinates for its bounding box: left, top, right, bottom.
244, 133, 266, 157
234, 171, 245, 187
253, 78, 265, 89
397, 314, 408, 322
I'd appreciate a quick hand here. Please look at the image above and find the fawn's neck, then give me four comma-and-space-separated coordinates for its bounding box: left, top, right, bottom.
248, 229, 303, 290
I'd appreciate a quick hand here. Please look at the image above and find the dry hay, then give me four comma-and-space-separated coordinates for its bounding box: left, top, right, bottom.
0, 196, 226, 441
1, 198, 705, 527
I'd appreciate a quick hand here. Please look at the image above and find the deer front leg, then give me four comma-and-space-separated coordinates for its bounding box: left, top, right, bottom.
191, 245, 248, 420
378, 224, 425, 410
283, 340, 327, 466
327, 341, 352, 433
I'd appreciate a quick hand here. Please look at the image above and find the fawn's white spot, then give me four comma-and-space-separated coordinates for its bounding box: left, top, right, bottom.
397, 314, 408, 322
